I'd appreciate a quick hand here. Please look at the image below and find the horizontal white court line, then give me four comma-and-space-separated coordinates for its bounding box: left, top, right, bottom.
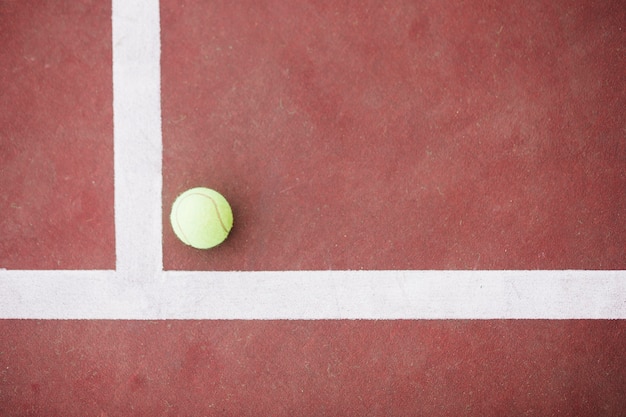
0, 270, 624, 319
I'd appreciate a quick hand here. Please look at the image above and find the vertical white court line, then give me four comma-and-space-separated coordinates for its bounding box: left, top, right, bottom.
112, 0, 163, 279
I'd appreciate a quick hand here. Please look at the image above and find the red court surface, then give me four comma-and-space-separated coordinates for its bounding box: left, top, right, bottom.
0, 1, 114, 270
1, 320, 625, 416
161, 0, 625, 271
2, 0, 626, 415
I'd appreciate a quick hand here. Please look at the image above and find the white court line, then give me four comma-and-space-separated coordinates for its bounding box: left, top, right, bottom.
113, 0, 163, 279
0, 0, 625, 320
0, 270, 624, 319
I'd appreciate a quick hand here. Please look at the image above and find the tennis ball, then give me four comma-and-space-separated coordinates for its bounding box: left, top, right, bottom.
170, 187, 233, 249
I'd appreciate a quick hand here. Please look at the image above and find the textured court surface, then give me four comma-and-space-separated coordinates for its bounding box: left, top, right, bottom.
161, 0, 626, 271
1, 0, 625, 415
1, 1, 114, 270
1, 320, 625, 416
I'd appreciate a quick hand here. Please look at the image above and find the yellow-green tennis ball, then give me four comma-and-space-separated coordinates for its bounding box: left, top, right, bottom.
170, 187, 233, 249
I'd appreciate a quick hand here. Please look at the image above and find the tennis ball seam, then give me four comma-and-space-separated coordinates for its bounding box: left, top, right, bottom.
174, 192, 229, 244
170, 187, 233, 249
